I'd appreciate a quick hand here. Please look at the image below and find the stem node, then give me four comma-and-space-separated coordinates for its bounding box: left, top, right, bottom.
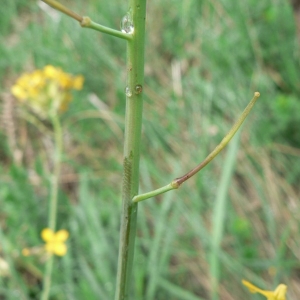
80, 16, 91, 27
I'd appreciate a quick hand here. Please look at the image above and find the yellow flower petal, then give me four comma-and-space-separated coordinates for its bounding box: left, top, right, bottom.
41, 228, 55, 242
22, 248, 30, 256
11, 85, 27, 100
17, 73, 31, 88
242, 280, 287, 300
44, 65, 60, 79
53, 243, 67, 256
274, 284, 287, 300
72, 75, 84, 90
243, 280, 265, 293
45, 242, 56, 254
54, 230, 69, 242
59, 73, 73, 89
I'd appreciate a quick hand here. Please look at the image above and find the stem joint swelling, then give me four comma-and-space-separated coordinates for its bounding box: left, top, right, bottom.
132, 92, 260, 203
41, 0, 132, 40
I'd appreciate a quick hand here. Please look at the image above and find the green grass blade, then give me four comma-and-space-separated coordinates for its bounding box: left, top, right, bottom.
159, 278, 205, 300
209, 132, 241, 300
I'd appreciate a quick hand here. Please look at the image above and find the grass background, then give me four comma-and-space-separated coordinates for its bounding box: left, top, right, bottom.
1, 0, 300, 299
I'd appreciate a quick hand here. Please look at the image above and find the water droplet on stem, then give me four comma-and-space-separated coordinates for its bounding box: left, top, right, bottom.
125, 87, 132, 97
120, 11, 134, 34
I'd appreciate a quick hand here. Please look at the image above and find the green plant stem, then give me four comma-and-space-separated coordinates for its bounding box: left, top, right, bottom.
41, 255, 54, 300
41, 0, 82, 22
41, 112, 63, 300
132, 92, 260, 203
114, 1, 147, 299
81, 17, 132, 41
132, 182, 176, 202
48, 113, 62, 231
41, 0, 131, 40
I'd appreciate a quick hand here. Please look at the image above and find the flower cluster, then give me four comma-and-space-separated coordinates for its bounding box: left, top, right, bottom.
11, 65, 84, 119
242, 280, 287, 300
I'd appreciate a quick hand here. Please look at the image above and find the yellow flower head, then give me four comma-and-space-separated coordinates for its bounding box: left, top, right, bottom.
11, 65, 84, 118
242, 280, 287, 300
41, 228, 69, 256
22, 248, 31, 257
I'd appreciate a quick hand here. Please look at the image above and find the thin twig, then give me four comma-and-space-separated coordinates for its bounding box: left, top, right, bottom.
132, 92, 260, 203
41, 1, 132, 40
174, 92, 260, 186
41, 0, 82, 22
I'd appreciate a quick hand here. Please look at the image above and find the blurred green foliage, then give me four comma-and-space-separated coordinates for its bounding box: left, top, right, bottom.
0, 0, 300, 299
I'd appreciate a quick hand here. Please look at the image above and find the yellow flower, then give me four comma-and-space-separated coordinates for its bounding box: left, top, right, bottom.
58, 73, 73, 89
22, 248, 31, 257
41, 228, 69, 256
72, 75, 84, 90
11, 85, 27, 100
11, 65, 84, 118
242, 280, 287, 300
44, 65, 59, 79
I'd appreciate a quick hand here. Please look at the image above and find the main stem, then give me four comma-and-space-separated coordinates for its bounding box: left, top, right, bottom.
41, 113, 62, 300
115, 0, 147, 299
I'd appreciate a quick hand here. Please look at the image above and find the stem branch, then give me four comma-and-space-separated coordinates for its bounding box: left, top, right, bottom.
41, 0, 82, 22
41, 0, 131, 40
132, 92, 260, 203
81, 17, 132, 41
